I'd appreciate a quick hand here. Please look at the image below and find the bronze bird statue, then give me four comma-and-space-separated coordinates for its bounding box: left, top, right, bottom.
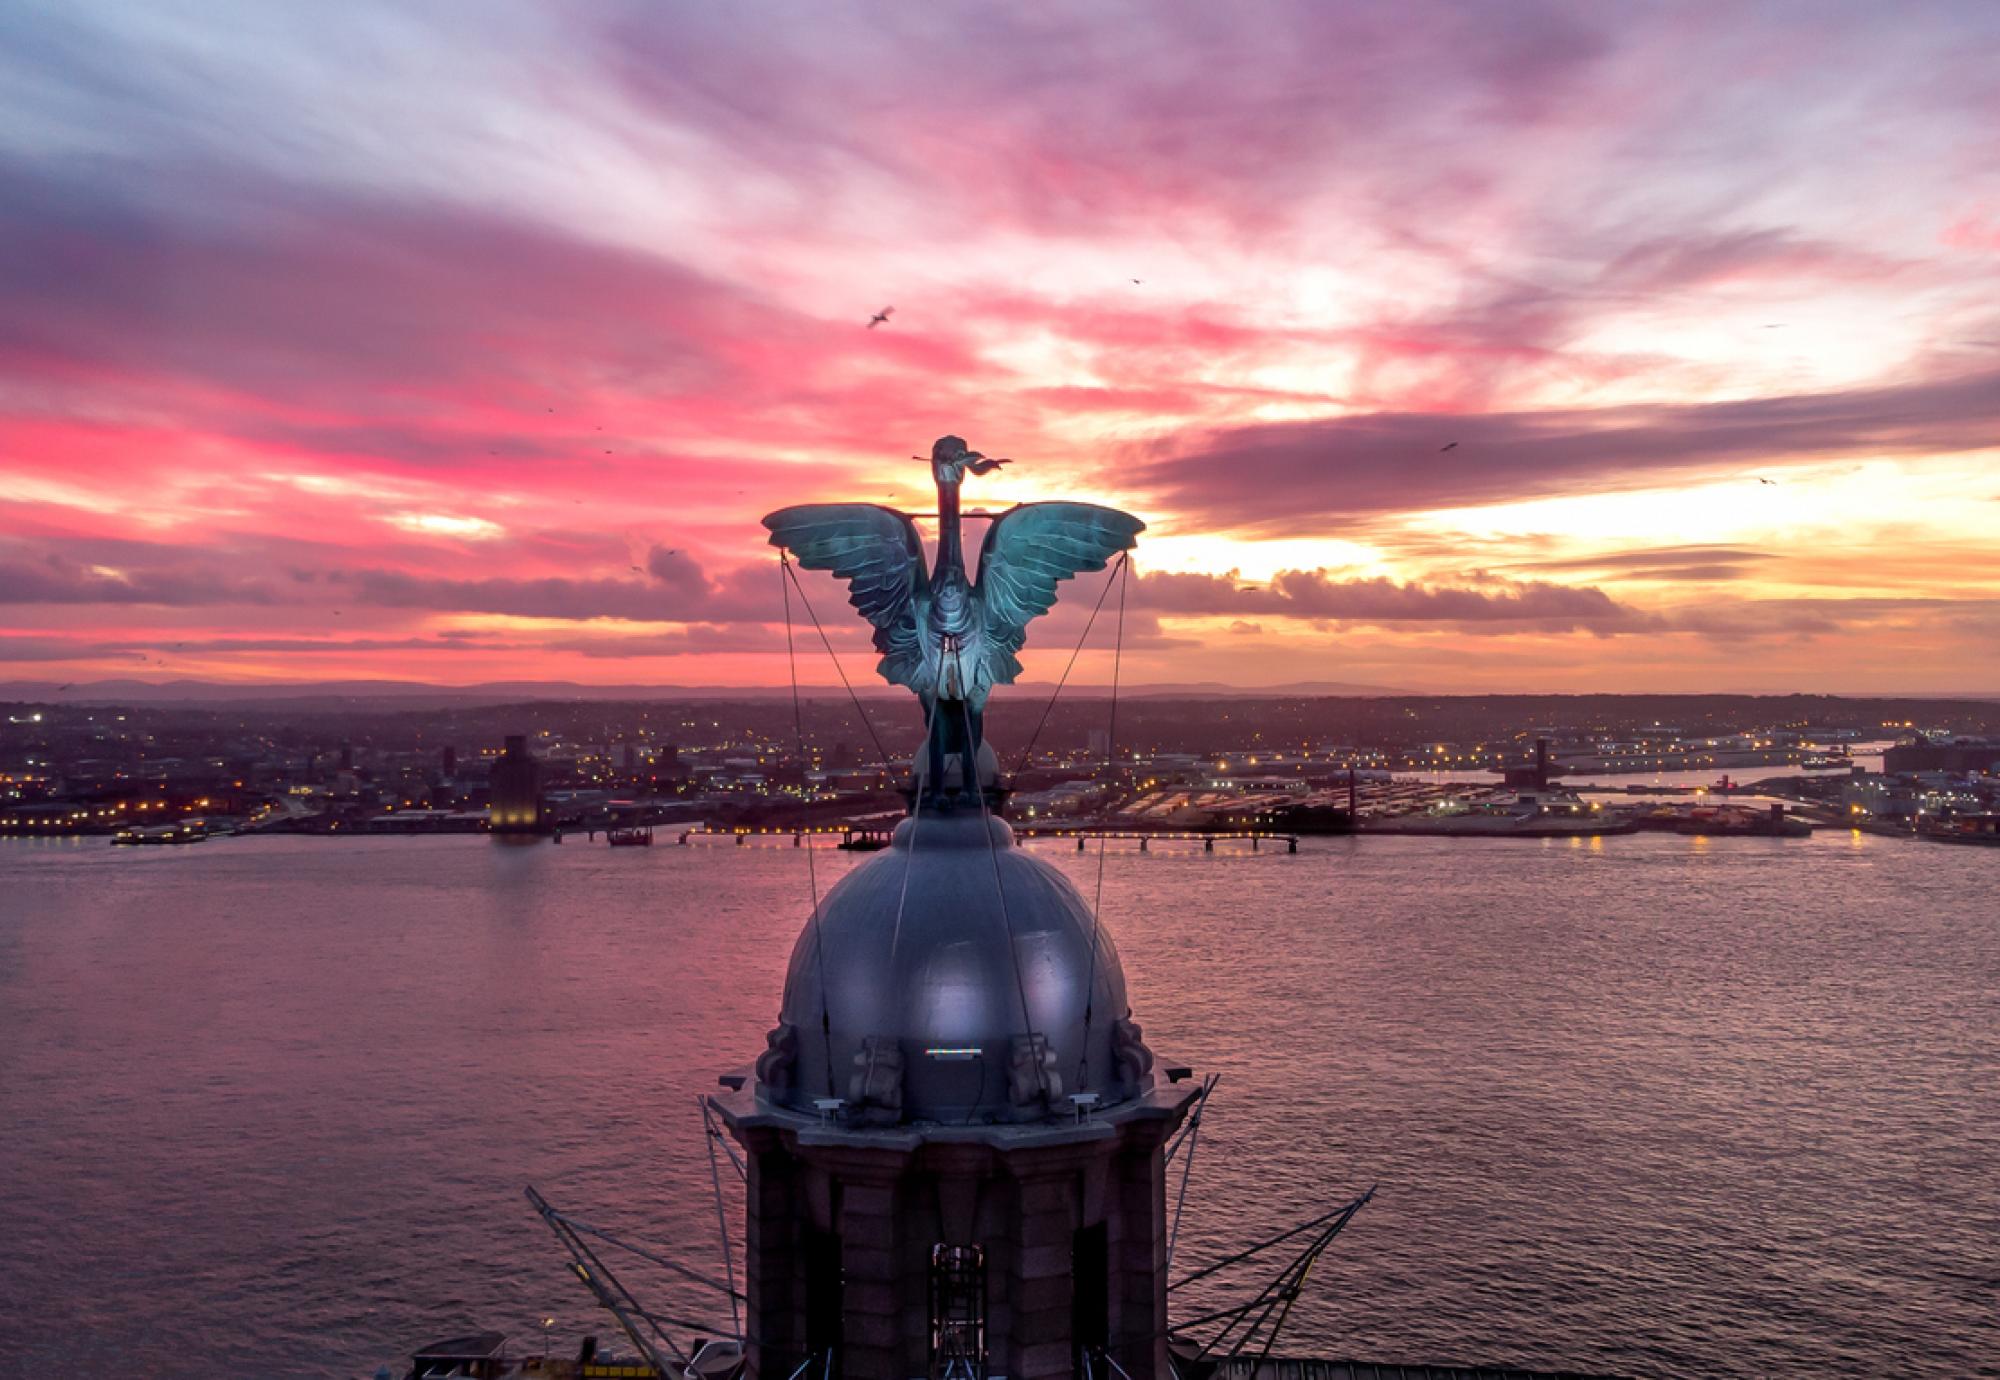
764, 436, 1142, 794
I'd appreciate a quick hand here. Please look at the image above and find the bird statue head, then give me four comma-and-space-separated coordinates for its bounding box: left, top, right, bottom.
929, 435, 1009, 488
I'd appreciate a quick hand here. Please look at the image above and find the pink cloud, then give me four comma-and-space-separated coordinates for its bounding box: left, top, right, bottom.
5, 3, 2000, 690
1137, 568, 1639, 631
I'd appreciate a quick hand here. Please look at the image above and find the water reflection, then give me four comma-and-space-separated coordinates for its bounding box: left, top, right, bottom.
0, 831, 1995, 1378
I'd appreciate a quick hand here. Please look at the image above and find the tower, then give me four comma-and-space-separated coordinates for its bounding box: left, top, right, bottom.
711, 807, 1196, 1380
714, 442, 1192, 1380
488, 734, 545, 833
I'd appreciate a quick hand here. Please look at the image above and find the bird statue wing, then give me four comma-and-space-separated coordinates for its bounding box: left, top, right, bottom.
974, 501, 1144, 684
762, 504, 928, 691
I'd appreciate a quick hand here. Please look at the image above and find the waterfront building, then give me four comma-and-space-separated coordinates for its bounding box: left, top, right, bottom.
488, 734, 546, 833
1883, 736, 2000, 774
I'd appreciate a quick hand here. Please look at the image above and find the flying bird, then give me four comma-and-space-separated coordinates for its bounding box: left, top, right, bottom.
1439, 441, 1459, 453
867, 307, 894, 329
1130, 278, 1143, 285
57, 683, 72, 691
1757, 477, 1777, 486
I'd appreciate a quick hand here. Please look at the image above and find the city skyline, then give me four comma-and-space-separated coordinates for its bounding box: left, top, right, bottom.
5, 3, 2000, 693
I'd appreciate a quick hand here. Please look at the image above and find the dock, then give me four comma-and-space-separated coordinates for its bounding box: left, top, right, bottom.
676, 824, 1302, 852
1014, 826, 1300, 853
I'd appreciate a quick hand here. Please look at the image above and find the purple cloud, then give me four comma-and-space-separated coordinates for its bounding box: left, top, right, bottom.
1136, 369, 2000, 531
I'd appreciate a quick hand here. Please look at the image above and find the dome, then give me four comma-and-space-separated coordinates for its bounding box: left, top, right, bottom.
756, 811, 1153, 1124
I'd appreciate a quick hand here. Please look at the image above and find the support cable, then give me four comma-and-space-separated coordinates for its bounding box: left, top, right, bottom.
775, 547, 934, 982
698, 1096, 743, 1341
955, 655, 1048, 1105
885, 689, 941, 971
527, 1187, 697, 1370
534, 1200, 742, 1300
1215, 1205, 1352, 1363
1163, 1072, 1217, 1166
1169, 1187, 1375, 1293
1246, 1244, 1319, 1371
702, 1106, 748, 1182
779, 558, 894, 773
780, 555, 837, 1095
1168, 1195, 1367, 1362
1013, 553, 1129, 775
1165, 1073, 1219, 1274
1075, 554, 1131, 1089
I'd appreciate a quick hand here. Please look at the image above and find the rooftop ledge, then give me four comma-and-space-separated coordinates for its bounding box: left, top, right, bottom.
708, 1064, 1200, 1151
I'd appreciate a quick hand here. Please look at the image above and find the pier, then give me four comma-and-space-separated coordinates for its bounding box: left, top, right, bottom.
1013, 826, 1300, 853
675, 824, 1301, 852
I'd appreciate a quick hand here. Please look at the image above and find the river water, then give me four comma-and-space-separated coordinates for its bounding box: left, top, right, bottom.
1, 828, 1995, 1379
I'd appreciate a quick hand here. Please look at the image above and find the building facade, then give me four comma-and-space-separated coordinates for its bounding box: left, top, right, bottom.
488, 734, 546, 833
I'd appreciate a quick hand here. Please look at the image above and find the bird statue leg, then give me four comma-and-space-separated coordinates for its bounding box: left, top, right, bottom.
953, 700, 982, 799
918, 697, 985, 804
966, 705, 985, 789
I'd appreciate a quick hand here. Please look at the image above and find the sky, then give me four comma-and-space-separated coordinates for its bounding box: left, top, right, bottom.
4, 0, 2000, 695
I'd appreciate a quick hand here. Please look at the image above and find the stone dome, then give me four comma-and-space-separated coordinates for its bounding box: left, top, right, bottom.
756, 811, 1152, 1124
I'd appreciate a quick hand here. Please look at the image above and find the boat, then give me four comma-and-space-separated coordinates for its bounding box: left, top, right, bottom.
110, 822, 210, 846
606, 826, 653, 847
1916, 813, 2000, 846
1674, 804, 1811, 837
1629, 803, 1813, 837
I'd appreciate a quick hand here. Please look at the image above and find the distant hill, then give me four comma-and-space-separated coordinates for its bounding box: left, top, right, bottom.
0, 676, 1415, 708
1114, 680, 1417, 698
10, 678, 1992, 709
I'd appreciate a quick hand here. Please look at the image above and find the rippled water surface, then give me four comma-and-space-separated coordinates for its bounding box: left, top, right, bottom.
2, 830, 1996, 1378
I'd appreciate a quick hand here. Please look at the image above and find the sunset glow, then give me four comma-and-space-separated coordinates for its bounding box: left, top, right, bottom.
5, 2, 2000, 692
